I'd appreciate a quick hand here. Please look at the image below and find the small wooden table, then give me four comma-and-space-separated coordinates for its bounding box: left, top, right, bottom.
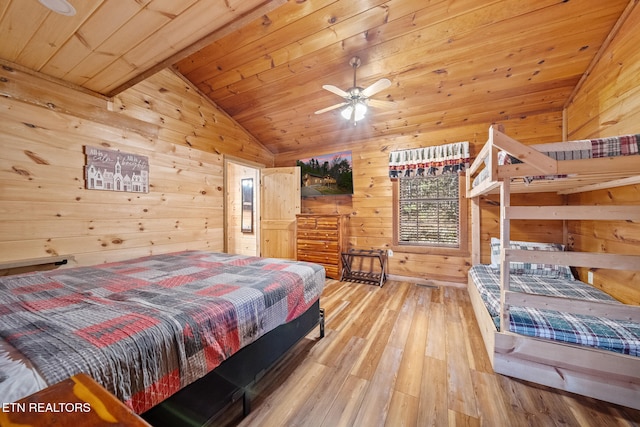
0, 373, 150, 427
340, 249, 388, 286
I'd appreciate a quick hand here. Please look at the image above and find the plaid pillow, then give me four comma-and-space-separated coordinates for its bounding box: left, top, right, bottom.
489, 238, 574, 280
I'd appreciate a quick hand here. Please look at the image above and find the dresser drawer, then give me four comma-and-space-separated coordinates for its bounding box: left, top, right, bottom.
323, 265, 339, 279
297, 251, 339, 265
296, 216, 319, 229
297, 239, 338, 252
295, 260, 338, 280
314, 217, 339, 230
297, 216, 339, 230
296, 229, 339, 241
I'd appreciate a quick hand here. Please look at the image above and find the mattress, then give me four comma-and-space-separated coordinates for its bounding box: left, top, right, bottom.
472, 133, 640, 187
469, 265, 640, 356
0, 251, 325, 412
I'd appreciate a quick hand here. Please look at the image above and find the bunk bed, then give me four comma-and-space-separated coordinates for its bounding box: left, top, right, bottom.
465, 125, 640, 410
0, 251, 326, 424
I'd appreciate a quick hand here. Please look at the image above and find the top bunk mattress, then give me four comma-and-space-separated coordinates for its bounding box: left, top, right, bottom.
0, 251, 326, 412
472, 133, 640, 188
469, 265, 640, 356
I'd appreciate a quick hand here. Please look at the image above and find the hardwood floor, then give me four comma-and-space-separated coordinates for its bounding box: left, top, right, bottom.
216, 279, 640, 426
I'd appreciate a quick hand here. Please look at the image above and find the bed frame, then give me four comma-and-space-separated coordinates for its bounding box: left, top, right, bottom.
466, 125, 640, 409
143, 300, 324, 426
0, 253, 326, 425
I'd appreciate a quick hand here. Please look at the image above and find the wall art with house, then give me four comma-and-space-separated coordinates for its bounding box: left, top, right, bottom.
84, 146, 149, 193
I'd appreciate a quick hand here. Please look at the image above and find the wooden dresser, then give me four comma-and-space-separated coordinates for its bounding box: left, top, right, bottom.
296, 214, 348, 279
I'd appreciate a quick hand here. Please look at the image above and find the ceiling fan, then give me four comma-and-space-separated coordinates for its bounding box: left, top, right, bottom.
314, 56, 394, 124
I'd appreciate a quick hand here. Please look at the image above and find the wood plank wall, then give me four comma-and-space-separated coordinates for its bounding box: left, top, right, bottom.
565, 3, 640, 304
2, 3, 637, 292
275, 113, 565, 283
0, 65, 273, 268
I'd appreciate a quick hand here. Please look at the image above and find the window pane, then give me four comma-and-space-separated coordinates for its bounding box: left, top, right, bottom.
398, 174, 460, 247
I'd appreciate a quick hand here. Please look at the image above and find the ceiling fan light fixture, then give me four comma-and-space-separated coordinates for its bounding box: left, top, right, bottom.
315, 56, 392, 122
341, 101, 367, 122
38, 0, 76, 16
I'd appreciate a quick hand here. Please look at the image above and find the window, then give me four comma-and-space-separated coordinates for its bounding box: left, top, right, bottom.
393, 174, 467, 254
389, 141, 469, 255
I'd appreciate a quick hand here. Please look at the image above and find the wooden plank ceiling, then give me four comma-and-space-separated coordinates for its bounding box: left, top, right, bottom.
0, 0, 632, 158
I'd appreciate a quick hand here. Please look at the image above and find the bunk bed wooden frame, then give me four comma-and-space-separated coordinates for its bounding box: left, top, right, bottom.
465, 125, 640, 410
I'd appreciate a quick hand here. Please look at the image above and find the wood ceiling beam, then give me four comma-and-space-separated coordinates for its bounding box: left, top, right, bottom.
0, 59, 159, 139
105, 0, 287, 98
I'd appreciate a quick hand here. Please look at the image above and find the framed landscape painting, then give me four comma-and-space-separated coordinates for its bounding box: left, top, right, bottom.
297, 151, 353, 197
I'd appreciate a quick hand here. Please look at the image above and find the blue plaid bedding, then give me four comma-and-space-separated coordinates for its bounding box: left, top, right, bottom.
469, 265, 640, 356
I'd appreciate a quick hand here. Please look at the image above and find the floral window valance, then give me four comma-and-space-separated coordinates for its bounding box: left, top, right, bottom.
388, 141, 470, 179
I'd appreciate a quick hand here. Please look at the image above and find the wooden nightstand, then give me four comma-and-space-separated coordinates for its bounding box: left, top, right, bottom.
0, 373, 150, 427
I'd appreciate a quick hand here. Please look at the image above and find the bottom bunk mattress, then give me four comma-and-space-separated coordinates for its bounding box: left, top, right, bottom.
0, 251, 326, 412
469, 265, 640, 356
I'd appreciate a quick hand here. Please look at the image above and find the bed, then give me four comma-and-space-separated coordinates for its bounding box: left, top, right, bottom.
469, 264, 640, 355
467, 125, 640, 197
465, 125, 640, 410
0, 250, 326, 421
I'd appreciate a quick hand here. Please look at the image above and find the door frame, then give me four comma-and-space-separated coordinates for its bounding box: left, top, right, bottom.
224, 156, 264, 255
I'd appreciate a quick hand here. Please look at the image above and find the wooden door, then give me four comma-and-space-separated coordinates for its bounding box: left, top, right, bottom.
260, 167, 300, 259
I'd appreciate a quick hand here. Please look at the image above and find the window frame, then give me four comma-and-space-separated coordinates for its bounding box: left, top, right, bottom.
391, 173, 468, 257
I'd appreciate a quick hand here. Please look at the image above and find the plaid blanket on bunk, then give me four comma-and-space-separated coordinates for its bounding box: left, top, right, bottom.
0, 251, 325, 413
472, 134, 640, 187
504, 133, 640, 183
469, 265, 640, 356
590, 134, 640, 157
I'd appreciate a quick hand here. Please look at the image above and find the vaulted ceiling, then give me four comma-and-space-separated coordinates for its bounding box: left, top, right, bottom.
0, 0, 633, 158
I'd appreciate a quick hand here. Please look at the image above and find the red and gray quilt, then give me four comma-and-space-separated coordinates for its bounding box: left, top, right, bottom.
0, 251, 325, 412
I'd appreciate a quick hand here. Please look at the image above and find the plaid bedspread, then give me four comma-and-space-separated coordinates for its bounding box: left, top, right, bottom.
469, 265, 640, 356
0, 251, 325, 412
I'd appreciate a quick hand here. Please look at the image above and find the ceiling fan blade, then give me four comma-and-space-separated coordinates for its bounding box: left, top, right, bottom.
362, 78, 391, 97
314, 102, 348, 115
367, 98, 396, 109
322, 84, 349, 98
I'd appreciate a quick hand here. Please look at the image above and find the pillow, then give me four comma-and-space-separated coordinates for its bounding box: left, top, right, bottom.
489, 237, 574, 280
